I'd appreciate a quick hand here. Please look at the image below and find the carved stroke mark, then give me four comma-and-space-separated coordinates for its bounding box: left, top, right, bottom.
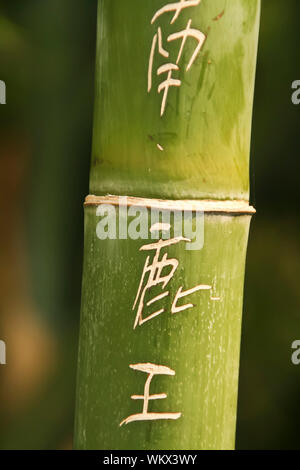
148, 27, 169, 93
151, 0, 201, 25
157, 65, 181, 117
150, 222, 171, 232
168, 19, 206, 71
171, 284, 212, 314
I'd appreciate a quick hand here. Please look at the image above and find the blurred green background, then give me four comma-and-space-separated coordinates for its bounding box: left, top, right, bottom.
0, 0, 300, 450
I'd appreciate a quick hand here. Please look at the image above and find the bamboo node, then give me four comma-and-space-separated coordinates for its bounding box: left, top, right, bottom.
84, 195, 256, 215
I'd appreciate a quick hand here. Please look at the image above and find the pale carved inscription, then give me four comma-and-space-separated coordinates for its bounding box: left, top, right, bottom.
148, 0, 206, 116
120, 363, 181, 426
132, 228, 212, 329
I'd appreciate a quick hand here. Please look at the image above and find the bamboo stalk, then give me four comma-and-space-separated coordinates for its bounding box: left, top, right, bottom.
74, 0, 260, 450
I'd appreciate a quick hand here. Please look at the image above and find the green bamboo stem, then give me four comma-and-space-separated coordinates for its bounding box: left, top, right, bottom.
74, 0, 260, 450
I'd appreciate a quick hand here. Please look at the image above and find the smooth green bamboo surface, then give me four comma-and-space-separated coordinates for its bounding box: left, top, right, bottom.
75, 0, 260, 450
90, 0, 260, 200
75, 208, 251, 449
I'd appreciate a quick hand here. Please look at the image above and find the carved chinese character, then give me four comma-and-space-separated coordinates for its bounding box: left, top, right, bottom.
120, 363, 181, 426
132, 225, 212, 328
148, 1, 206, 116
133, 235, 190, 328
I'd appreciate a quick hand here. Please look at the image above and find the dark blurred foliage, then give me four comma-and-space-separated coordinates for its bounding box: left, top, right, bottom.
0, 0, 97, 449
0, 0, 300, 449
238, 0, 300, 450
